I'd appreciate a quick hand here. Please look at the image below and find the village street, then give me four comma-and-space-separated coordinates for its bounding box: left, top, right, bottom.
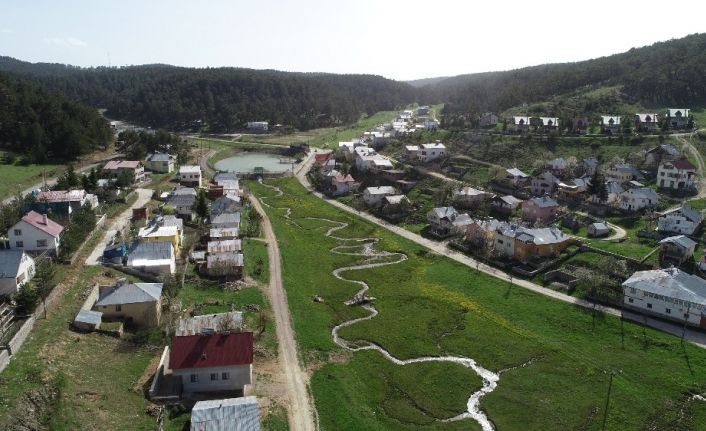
293, 149, 706, 349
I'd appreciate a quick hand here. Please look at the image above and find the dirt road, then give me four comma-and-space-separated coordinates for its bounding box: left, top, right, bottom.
250, 194, 318, 431
293, 149, 706, 349
675, 132, 706, 199
85, 188, 154, 265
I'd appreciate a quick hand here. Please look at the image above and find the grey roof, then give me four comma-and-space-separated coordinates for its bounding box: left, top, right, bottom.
365, 186, 396, 195
191, 396, 260, 431
167, 194, 196, 207
605, 181, 624, 194
173, 187, 197, 196
528, 196, 559, 208
583, 158, 599, 168
211, 195, 242, 216
431, 207, 458, 219
210, 227, 239, 238
624, 187, 659, 201
534, 171, 560, 184
661, 205, 703, 224
506, 167, 529, 178
207, 253, 244, 267
0, 250, 26, 278
623, 268, 706, 305
211, 212, 241, 226
497, 224, 567, 245
146, 152, 172, 162
452, 213, 473, 227
214, 172, 239, 182
75, 309, 102, 326
590, 222, 610, 232
176, 311, 244, 336
129, 240, 175, 260
384, 195, 407, 205
659, 235, 698, 250
496, 195, 522, 206
160, 215, 184, 230
95, 282, 163, 306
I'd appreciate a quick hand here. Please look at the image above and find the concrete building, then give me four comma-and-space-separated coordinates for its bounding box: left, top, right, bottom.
657, 205, 703, 236
92, 279, 163, 327
8, 211, 64, 256
179, 165, 202, 188
522, 196, 560, 224
657, 159, 697, 191
103, 160, 145, 184
145, 152, 176, 173
363, 186, 396, 207
127, 240, 176, 275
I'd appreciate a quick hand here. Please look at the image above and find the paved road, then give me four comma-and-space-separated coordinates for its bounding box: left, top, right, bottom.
294, 149, 706, 349
85, 188, 154, 265
250, 194, 318, 431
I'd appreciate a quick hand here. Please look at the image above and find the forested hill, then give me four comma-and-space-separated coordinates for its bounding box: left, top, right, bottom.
0, 57, 417, 132
424, 33, 706, 115
0, 71, 112, 162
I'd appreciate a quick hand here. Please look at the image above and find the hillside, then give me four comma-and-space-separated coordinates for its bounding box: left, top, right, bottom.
0, 71, 112, 162
423, 33, 706, 117
0, 57, 417, 132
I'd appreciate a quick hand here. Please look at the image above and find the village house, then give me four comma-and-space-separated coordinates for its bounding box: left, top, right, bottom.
356, 153, 394, 173
168, 331, 253, 397
491, 195, 523, 214
588, 222, 610, 238
210, 227, 239, 240
505, 168, 530, 186
657, 159, 697, 191
210, 212, 241, 229
512, 116, 530, 132
8, 211, 64, 256
417, 105, 429, 116
657, 205, 703, 236
210, 194, 242, 217
479, 112, 499, 128
622, 268, 706, 328
538, 117, 559, 133
92, 279, 163, 327
464, 218, 502, 247
572, 117, 590, 134
530, 172, 560, 196
588, 179, 624, 205
453, 186, 490, 208
167, 192, 196, 221
522, 196, 560, 224
427, 207, 472, 237
204, 253, 244, 277
659, 235, 698, 267
138, 224, 181, 251
190, 397, 260, 431
209, 177, 241, 198
580, 159, 600, 176
178, 165, 202, 188
246, 121, 268, 131
330, 174, 358, 196
127, 240, 176, 275
635, 113, 660, 132
619, 187, 659, 212
207, 239, 242, 254
545, 158, 569, 177
668, 108, 691, 129
28, 190, 99, 217
606, 163, 643, 183
601, 115, 621, 134
404, 145, 419, 160
557, 177, 590, 202
644, 144, 680, 168
494, 224, 570, 262
363, 186, 396, 207
144, 152, 176, 173
103, 160, 146, 185
417, 142, 446, 163
0, 250, 35, 297
159, 215, 185, 241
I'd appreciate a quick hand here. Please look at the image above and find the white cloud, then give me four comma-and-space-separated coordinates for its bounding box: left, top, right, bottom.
0, 28, 12, 34
42, 36, 87, 47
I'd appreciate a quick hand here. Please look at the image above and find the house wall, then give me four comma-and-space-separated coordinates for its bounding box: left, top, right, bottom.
179, 172, 202, 187
93, 300, 161, 327
143, 233, 180, 251
515, 241, 568, 261
623, 286, 705, 327
146, 160, 174, 173
173, 364, 252, 393
658, 213, 699, 235
522, 203, 557, 223
657, 166, 695, 190
8, 220, 60, 255
127, 261, 176, 276
494, 233, 515, 258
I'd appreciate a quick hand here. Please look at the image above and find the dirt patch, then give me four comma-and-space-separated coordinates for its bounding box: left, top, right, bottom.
134, 354, 161, 394
2, 382, 60, 431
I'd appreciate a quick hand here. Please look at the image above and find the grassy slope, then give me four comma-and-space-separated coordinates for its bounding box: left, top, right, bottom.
0, 159, 62, 200
250, 178, 706, 431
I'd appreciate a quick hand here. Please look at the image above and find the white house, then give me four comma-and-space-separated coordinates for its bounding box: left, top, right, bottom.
512, 116, 531, 132
427, 207, 471, 237
530, 172, 560, 196
606, 164, 643, 183
623, 268, 706, 328
405, 145, 419, 160
169, 331, 254, 395
453, 186, 490, 208
619, 187, 659, 212
505, 168, 529, 186
601, 115, 621, 134
145, 152, 175, 173
127, 241, 176, 275
103, 160, 146, 184
0, 250, 36, 297
538, 117, 559, 132
635, 113, 659, 132
657, 159, 697, 191
657, 205, 703, 236
330, 174, 358, 196
8, 211, 64, 256
178, 165, 202, 188
668, 108, 691, 129
417, 142, 446, 163
363, 186, 396, 207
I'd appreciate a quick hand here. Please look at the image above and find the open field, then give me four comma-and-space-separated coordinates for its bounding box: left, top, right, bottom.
0, 160, 62, 201
250, 177, 706, 431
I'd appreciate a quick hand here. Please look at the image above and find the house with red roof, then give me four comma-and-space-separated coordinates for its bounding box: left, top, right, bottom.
330, 174, 358, 196
7, 211, 64, 256
103, 160, 145, 185
168, 332, 254, 396
657, 159, 697, 191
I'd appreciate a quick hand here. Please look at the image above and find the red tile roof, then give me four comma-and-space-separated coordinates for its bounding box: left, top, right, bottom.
671, 159, 696, 170
35, 190, 86, 202
314, 153, 332, 162
169, 332, 253, 369
21, 211, 64, 237
104, 160, 141, 170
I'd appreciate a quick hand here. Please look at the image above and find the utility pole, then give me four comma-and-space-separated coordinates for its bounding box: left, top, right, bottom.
601, 371, 619, 431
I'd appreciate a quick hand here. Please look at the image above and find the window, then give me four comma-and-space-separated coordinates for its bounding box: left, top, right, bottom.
666, 308, 671, 314
15, 241, 23, 248
628, 298, 634, 303
36, 239, 47, 248
647, 303, 652, 309
222, 372, 230, 380
210, 373, 218, 381
116, 305, 122, 312
13, 229, 21, 236
190, 374, 198, 383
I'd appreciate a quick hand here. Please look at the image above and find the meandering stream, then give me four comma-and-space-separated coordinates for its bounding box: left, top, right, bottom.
257, 181, 502, 430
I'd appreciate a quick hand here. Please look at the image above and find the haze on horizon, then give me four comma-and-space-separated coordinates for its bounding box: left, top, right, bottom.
2, 0, 705, 81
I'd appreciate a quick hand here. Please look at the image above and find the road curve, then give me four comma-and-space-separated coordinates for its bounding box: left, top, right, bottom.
250, 194, 318, 431
293, 149, 706, 349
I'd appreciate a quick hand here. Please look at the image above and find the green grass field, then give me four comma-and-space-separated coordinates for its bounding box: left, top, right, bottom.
250, 177, 706, 431
0, 160, 63, 201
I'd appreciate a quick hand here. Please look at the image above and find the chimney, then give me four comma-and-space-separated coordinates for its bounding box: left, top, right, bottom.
42, 214, 48, 225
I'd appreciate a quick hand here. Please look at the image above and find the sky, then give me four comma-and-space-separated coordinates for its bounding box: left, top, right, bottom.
1, 0, 705, 81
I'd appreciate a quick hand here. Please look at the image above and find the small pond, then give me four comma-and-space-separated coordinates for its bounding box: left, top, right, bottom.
214, 153, 296, 173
